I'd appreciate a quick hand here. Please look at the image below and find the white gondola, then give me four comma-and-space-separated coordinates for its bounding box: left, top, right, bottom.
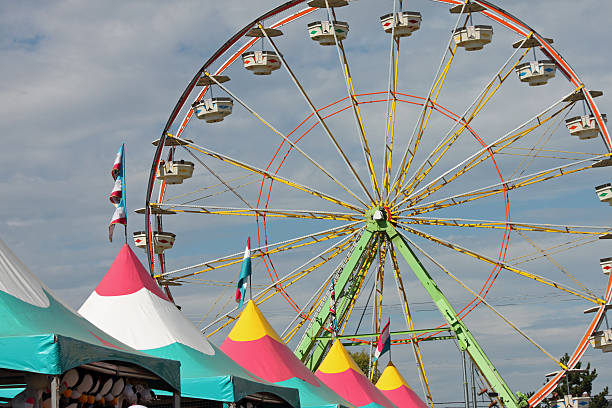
555, 396, 592, 408
380, 12, 422, 37
133, 231, 176, 254
156, 160, 194, 184
590, 329, 612, 353
242, 51, 281, 75
453, 25, 493, 51
595, 184, 612, 205
193, 97, 233, 123
515, 60, 556, 86
308, 21, 349, 45
565, 114, 607, 140
600, 257, 612, 274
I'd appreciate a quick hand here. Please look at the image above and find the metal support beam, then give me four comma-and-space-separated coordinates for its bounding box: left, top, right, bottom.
315, 328, 450, 340
295, 227, 376, 369
385, 222, 519, 408
173, 391, 181, 408
292, 208, 518, 408
50, 376, 60, 408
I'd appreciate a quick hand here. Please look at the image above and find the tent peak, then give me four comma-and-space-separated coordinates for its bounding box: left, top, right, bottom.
376, 363, 411, 391
227, 300, 283, 343
317, 339, 364, 375
95, 244, 168, 301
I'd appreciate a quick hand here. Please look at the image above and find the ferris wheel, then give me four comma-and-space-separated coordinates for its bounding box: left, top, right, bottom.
140, 1, 612, 407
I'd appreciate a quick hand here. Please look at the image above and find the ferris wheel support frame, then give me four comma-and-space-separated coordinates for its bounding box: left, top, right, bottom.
295, 210, 520, 408
143, 1, 612, 407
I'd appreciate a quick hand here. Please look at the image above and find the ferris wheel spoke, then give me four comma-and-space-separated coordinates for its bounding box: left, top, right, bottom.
281, 231, 371, 343
397, 216, 612, 236
389, 44, 458, 201
515, 230, 598, 299
202, 229, 362, 336
388, 3, 468, 201
401, 154, 607, 217
396, 94, 576, 208
507, 106, 575, 180
324, 2, 382, 202
387, 242, 436, 406
398, 225, 604, 305
400, 232, 567, 370
152, 203, 362, 222
508, 235, 598, 266
262, 27, 377, 204
160, 222, 362, 280
279, 232, 359, 339
180, 144, 255, 210
203, 72, 369, 208
391, 42, 532, 202
380, 0, 400, 199
163, 174, 258, 204
181, 139, 365, 213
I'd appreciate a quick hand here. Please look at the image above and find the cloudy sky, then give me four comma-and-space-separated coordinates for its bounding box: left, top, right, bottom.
1, 0, 612, 405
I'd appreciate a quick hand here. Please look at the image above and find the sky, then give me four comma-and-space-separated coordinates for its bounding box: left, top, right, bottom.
1, 0, 612, 406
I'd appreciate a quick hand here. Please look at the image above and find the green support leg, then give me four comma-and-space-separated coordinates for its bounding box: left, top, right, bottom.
293, 209, 518, 408
385, 223, 519, 408
295, 227, 377, 370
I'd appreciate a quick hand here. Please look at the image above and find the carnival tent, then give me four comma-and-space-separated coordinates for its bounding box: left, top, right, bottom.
376, 363, 428, 408
315, 340, 397, 408
0, 238, 180, 392
78, 244, 299, 406
220, 300, 353, 408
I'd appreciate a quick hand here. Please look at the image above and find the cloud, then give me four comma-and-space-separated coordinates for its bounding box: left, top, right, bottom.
1, 0, 611, 403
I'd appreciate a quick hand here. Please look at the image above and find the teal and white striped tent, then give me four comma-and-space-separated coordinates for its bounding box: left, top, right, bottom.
79, 244, 300, 407
0, 238, 181, 397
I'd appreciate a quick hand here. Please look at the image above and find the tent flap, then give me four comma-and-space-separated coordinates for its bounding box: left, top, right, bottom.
0, 334, 59, 374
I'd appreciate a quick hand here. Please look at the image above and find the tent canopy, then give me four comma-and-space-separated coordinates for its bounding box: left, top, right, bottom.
376, 362, 428, 408
0, 238, 180, 392
221, 300, 354, 408
315, 340, 397, 408
79, 244, 299, 406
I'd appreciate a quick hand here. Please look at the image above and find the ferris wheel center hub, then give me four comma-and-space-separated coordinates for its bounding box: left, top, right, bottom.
365, 207, 394, 231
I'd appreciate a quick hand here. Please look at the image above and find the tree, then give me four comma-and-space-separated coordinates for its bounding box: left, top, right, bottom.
349, 349, 381, 383
542, 353, 609, 408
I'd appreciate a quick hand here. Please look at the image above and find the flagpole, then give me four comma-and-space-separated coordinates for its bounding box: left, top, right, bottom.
123, 144, 128, 245
249, 274, 252, 300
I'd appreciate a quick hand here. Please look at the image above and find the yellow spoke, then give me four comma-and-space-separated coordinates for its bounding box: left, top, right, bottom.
402, 233, 567, 370
391, 44, 458, 198
400, 225, 604, 305
204, 72, 370, 208
164, 175, 257, 203
508, 236, 598, 266
382, 37, 401, 198
159, 223, 361, 280
205, 232, 360, 338
404, 157, 603, 217
335, 37, 382, 201
153, 203, 362, 222
516, 230, 598, 299
398, 100, 574, 209
183, 140, 365, 213
398, 217, 611, 235
395, 47, 530, 201
389, 244, 435, 408
338, 236, 379, 335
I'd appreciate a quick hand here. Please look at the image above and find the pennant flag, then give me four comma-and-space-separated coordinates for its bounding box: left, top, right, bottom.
111, 147, 122, 180
373, 317, 391, 362
329, 282, 338, 333
235, 237, 252, 308
108, 144, 127, 242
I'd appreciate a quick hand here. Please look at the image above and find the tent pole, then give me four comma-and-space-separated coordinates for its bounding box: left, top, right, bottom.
173, 391, 181, 408
50, 376, 59, 408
